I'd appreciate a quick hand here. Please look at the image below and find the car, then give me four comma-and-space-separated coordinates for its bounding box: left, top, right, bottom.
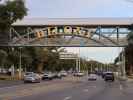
96, 71, 103, 76
24, 73, 41, 83
104, 72, 115, 82
38, 72, 45, 79
73, 72, 84, 77
88, 74, 97, 81
102, 72, 106, 79
60, 71, 68, 77
24, 72, 34, 77
42, 72, 54, 80
53, 72, 62, 79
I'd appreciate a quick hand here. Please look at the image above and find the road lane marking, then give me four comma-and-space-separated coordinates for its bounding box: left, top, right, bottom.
87, 86, 96, 88
83, 89, 89, 92
92, 86, 96, 88
63, 96, 72, 100
0, 82, 76, 99
120, 85, 123, 90
0, 85, 20, 90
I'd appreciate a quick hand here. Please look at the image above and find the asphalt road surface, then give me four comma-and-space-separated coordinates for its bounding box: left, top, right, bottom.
0, 76, 133, 100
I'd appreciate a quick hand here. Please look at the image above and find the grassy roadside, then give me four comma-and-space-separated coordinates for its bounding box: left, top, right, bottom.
0, 74, 23, 81
127, 75, 133, 79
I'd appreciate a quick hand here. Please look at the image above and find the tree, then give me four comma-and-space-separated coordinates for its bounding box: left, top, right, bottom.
125, 45, 133, 75
125, 27, 133, 75
0, 49, 8, 67
0, 46, 69, 73
0, 0, 27, 45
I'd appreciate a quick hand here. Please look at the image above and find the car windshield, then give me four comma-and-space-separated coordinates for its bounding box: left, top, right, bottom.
27, 74, 36, 77
25, 72, 33, 75
106, 73, 113, 75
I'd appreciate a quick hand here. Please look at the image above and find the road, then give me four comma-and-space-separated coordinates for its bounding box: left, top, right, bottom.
0, 76, 133, 100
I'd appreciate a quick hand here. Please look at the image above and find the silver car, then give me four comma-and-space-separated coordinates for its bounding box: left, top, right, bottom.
88, 74, 97, 81
24, 73, 41, 83
24, 72, 34, 77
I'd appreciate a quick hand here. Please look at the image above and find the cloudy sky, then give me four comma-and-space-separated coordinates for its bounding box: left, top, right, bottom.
24, 0, 131, 63
65, 47, 122, 63
26, 0, 133, 18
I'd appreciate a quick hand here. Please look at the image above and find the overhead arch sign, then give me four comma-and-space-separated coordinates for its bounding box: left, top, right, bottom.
9, 18, 130, 46
35, 26, 93, 39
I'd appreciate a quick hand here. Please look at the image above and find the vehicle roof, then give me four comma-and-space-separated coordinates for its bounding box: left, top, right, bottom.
105, 72, 114, 74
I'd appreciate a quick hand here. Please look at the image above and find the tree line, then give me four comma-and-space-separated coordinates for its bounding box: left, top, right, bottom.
0, 47, 76, 73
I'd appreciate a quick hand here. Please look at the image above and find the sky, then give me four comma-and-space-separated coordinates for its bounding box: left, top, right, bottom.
65, 47, 122, 63
26, 0, 133, 18
24, 0, 131, 63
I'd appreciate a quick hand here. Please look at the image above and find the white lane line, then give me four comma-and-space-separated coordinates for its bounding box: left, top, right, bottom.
0, 85, 19, 90
87, 86, 96, 88
63, 96, 72, 100
92, 86, 96, 88
83, 85, 97, 92
120, 85, 123, 90
83, 89, 89, 92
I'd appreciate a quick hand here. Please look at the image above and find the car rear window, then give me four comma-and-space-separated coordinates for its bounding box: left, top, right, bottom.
106, 73, 113, 75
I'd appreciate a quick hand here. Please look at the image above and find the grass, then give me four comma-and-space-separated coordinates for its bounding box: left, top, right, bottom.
0, 74, 23, 80
127, 75, 133, 79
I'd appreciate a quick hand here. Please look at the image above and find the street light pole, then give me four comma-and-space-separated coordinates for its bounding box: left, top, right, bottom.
11, 47, 15, 77
79, 48, 80, 72
122, 48, 126, 78
76, 57, 78, 72
19, 47, 22, 79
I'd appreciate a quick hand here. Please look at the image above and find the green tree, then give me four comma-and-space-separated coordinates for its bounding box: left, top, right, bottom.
0, 0, 27, 45
0, 47, 68, 73
0, 49, 8, 66
125, 27, 133, 75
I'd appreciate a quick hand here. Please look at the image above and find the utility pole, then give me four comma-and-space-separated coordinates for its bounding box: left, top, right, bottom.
91, 63, 93, 73
76, 57, 78, 72
11, 47, 15, 77
122, 48, 126, 78
19, 47, 22, 79
79, 48, 80, 72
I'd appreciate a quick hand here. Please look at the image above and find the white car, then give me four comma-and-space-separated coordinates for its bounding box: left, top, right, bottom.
24, 72, 34, 77
88, 74, 97, 81
60, 71, 68, 77
24, 73, 41, 83
42, 72, 54, 80
73, 72, 84, 77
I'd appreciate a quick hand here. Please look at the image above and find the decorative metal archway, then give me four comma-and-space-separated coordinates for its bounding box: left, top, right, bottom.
9, 26, 128, 47
9, 18, 131, 47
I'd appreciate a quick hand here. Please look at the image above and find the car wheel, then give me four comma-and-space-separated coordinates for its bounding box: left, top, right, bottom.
112, 79, 114, 82
49, 78, 52, 80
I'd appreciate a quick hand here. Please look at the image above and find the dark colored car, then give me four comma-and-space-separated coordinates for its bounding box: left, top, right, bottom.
104, 72, 115, 82
102, 72, 106, 78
